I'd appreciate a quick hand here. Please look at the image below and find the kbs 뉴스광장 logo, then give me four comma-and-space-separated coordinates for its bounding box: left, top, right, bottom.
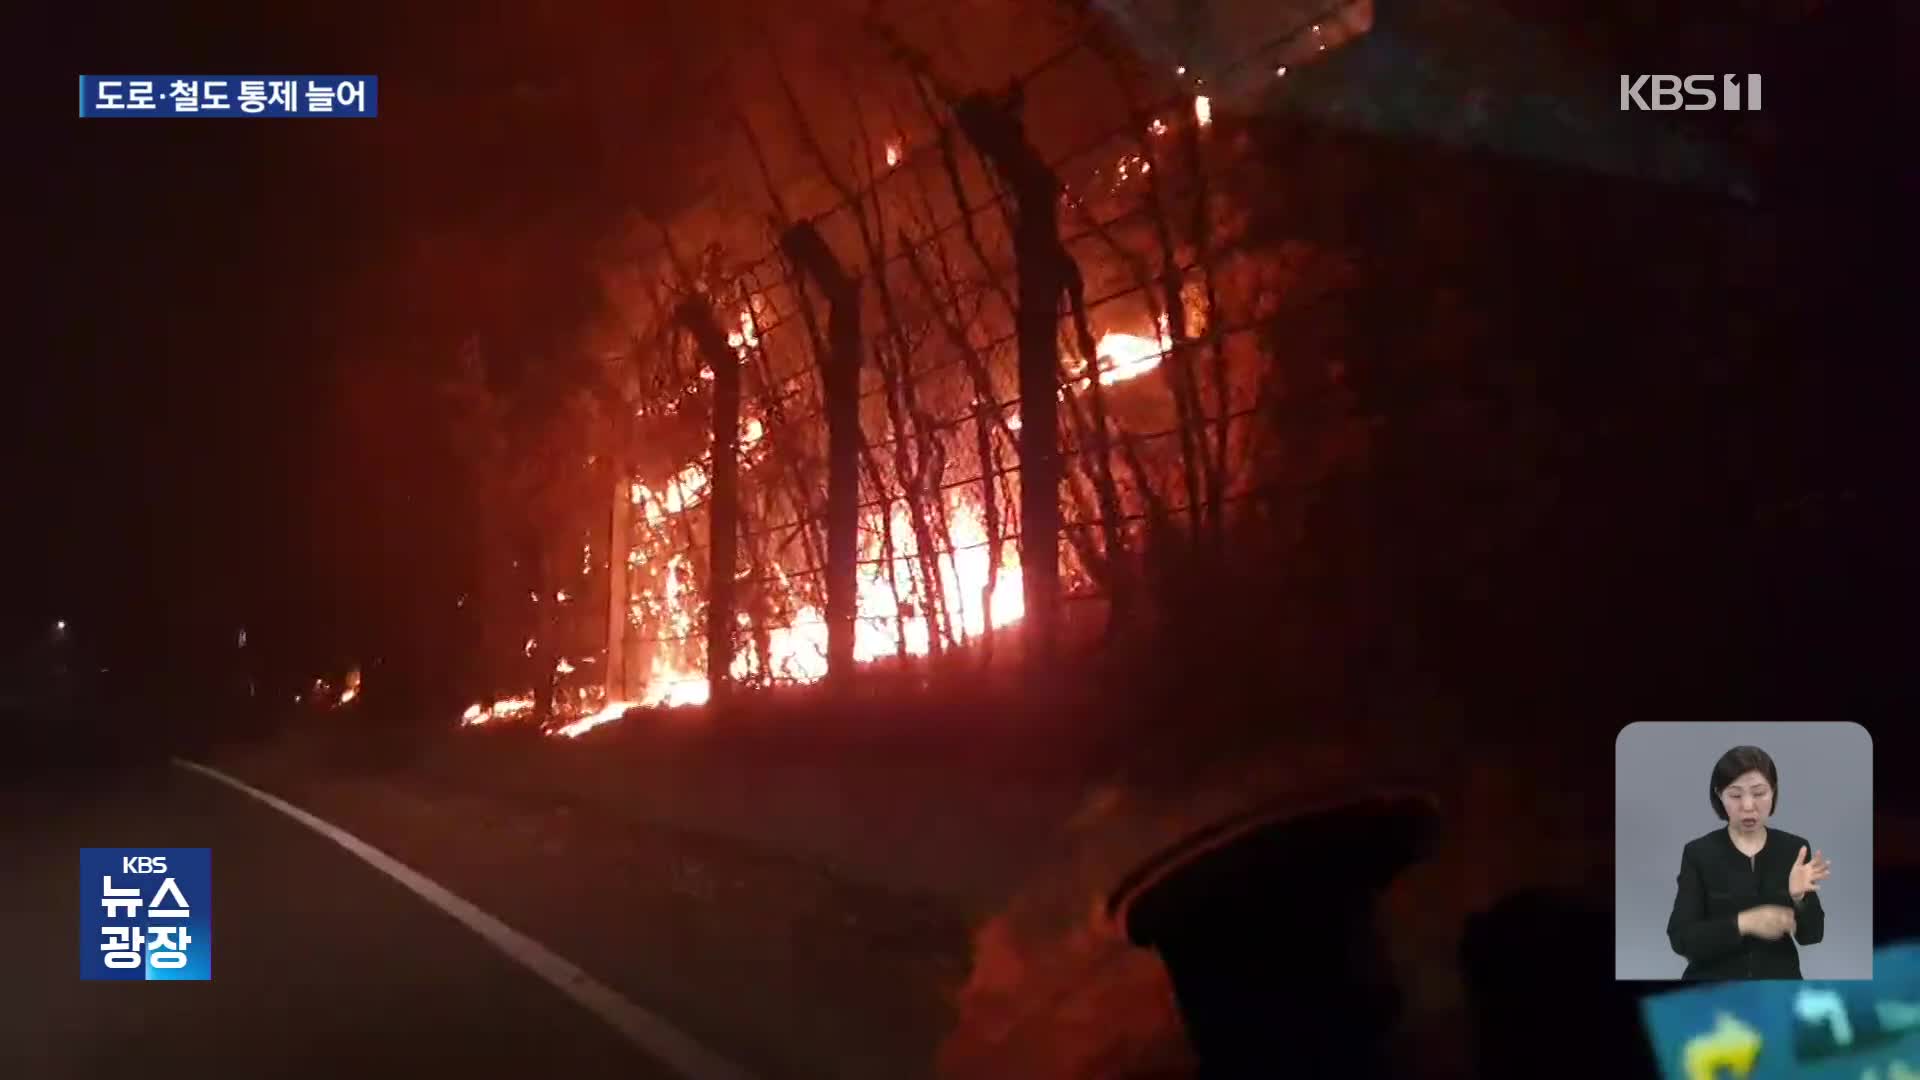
79, 848, 212, 980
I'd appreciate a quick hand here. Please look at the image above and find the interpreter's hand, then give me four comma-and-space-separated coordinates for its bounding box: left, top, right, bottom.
1738, 904, 1797, 941
1789, 845, 1832, 901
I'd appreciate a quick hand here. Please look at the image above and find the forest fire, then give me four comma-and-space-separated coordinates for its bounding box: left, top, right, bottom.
455, 304, 1174, 735
441, 17, 1231, 740
741, 489, 1027, 679
604, 322, 1187, 710
621, 488, 1026, 700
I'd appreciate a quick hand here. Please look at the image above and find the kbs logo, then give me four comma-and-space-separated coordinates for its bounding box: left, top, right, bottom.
1620, 74, 1762, 111
79, 848, 212, 981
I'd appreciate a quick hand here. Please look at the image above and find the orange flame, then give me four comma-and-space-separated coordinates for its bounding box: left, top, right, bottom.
461, 694, 537, 727
1092, 316, 1173, 386
465, 312, 1167, 735
336, 667, 363, 707
553, 699, 638, 738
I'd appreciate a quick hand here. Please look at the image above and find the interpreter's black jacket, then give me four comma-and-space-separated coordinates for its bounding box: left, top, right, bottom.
1666, 826, 1826, 980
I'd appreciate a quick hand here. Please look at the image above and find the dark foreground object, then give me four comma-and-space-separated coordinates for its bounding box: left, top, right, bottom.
1460, 888, 1660, 1080
1111, 791, 1440, 1078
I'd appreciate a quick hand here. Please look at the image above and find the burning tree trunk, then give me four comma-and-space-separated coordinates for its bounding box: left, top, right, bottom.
677, 296, 740, 705
952, 88, 1067, 664
779, 221, 863, 690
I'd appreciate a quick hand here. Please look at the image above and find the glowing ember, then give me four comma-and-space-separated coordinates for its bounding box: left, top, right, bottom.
336, 667, 363, 707
554, 699, 639, 738
524, 637, 537, 657
555, 657, 576, 675
1148, 118, 1168, 136
556, 589, 571, 603
1194, 95, 1212, 127
461, 694, 537, 727
725, 310, 761, 353
885, 138, 902, 168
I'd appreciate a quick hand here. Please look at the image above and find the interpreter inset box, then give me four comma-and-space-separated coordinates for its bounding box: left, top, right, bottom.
1615, 722, 1873, 981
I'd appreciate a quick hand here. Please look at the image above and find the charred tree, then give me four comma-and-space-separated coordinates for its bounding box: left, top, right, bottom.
677, 296, 740, 705
779, 221, 863, 690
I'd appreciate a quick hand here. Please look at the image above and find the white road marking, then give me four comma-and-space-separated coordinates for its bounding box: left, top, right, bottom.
173, 758, 757, 1080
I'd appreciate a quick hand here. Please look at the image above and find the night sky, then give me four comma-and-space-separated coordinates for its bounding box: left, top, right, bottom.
16, 1, 555, 686
15, 1, 660, 669
22, 6, 315, 678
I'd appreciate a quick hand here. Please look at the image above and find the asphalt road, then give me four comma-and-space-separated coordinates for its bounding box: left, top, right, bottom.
0, 759, 674, 1079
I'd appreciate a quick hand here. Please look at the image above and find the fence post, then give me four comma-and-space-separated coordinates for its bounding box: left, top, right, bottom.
954, 89, 1064, 665
677, 296, 740, 705
604, 470, 631, 701
779, 221, 863, 691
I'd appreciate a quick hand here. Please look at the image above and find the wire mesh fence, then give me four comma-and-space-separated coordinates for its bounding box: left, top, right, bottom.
607, 4, 1370, 694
